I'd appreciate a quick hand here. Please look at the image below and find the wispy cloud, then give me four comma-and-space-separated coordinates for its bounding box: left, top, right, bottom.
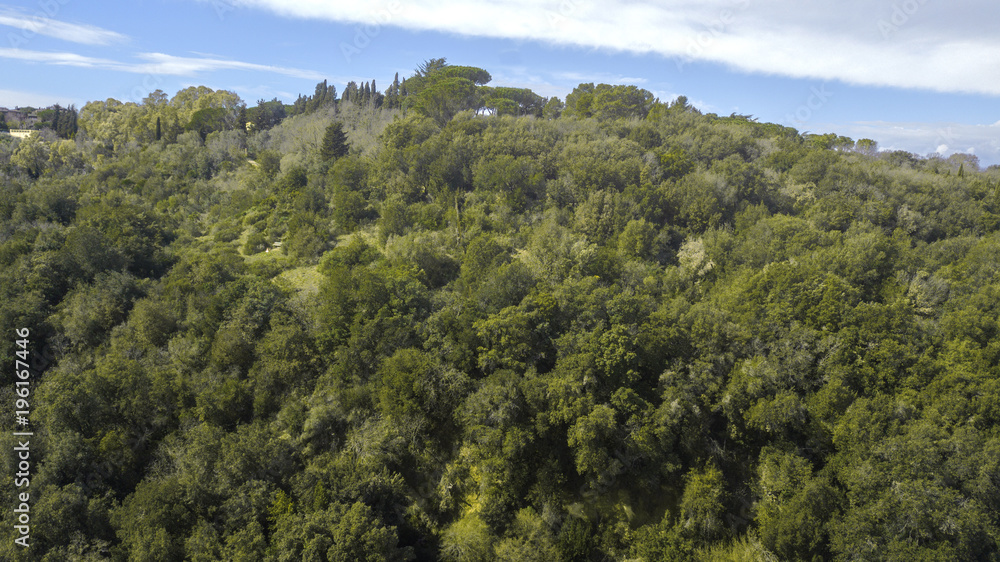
220, 0, 1000, 96
0, 47, 121, 67
0, 48, 324, 80
0, 6, 127, 45
134, 53, 325, 80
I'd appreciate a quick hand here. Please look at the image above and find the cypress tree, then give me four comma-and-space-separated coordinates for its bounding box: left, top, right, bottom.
52, 104, 61, 136
321, 121, 349, 161
156, 116, 161, 141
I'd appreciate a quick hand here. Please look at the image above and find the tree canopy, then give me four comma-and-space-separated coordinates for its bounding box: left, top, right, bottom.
3, 59, 1000, 561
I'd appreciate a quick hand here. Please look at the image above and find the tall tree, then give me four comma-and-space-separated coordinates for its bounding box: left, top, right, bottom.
343, 81, 359, 104
416, 57, 447, 77
403, 62, 492, 124
385, 72, 401, 109
321, 121, 349, 161
292, 94, 307, 115
311, 79, 328, 112
66, 104, 78, 138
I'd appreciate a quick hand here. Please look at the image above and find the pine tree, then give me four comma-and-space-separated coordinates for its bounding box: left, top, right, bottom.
321, 121, 349, 161
416, 58, 447, 77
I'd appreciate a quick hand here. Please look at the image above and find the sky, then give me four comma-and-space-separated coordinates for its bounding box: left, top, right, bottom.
1, 0, 998, 165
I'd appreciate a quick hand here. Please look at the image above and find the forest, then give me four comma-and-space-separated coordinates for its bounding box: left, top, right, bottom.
1, 58, 999, 561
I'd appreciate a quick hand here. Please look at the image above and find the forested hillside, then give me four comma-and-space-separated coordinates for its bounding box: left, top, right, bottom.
2, 59, 999, 561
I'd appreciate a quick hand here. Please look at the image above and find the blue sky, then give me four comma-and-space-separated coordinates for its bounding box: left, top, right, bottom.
2, 0, 999, 165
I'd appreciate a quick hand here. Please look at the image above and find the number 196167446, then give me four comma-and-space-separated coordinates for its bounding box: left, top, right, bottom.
14, 328, 30, 421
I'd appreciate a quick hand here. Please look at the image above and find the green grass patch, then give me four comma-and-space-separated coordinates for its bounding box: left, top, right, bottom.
277, 265, 323, 296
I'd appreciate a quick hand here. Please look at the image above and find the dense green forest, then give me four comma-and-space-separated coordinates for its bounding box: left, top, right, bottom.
2, 58, 1000, 561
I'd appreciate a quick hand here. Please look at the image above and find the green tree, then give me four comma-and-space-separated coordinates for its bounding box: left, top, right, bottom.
567, 404, 619, 485
563, 83, 655, 120
248, 98, 287, 131
855, 137, 878, 156
410, 77, 481, 125
679, 466, 728, 543
493, 508, 559, 561
11, 134, 49, 178
54, 270, 142, 348
440, 514, 494, 562
186, 107, 229, 141
618, 218, 657, 260
328, 502, 410, 562
403, 62, 492, 124
111, 477, 189, 561
321, 121, 350, 161
542, 97, 563, 119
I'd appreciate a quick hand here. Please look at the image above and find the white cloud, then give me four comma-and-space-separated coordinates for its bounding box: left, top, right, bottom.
133, 53, 325, 80
0, 48, 323, 80
0, 7, 126, 45
833, 120, 1000, 165
221, 0, 1000, 96
0, 48, 128, 68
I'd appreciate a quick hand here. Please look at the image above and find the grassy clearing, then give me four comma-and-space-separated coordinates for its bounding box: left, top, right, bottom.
277, 265, 323, 296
